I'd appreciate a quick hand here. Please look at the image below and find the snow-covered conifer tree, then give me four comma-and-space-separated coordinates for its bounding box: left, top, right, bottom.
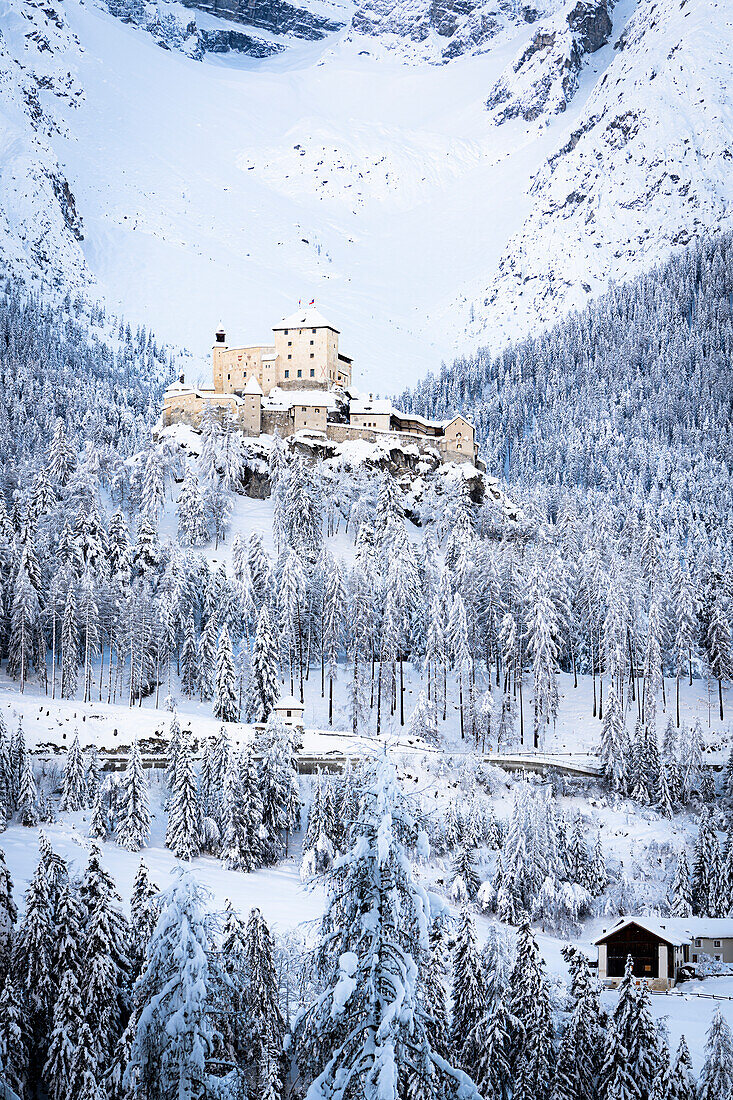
213, 623, 239, 722
60, 731, 86, 812
0, 977, 27, 1099
61, 588, 80, 699
451, 907, 485, 1066
166, 726, 201, 861
244, 907, 285, 1098
116, 740, 151, 851
510, 922, 555, 1100
127, 869, 215, 1100
293, 755, 479, 1100
247, 605, 279, 722
698, 1006, 733, 1100
180, 615, 198, 698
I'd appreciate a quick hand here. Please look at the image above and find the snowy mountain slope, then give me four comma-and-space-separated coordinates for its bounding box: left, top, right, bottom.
465, 0, 733, 349
0, 0, 730, 393
0, 1, 89, 291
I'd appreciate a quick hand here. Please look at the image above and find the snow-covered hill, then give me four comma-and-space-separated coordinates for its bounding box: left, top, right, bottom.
0, 0, 730, 390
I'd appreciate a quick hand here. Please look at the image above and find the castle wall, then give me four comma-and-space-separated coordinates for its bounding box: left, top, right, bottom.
261, 409, 295, 438
325, 422, 441, 458
213, 345, 275, 393
350, 410, 391, 433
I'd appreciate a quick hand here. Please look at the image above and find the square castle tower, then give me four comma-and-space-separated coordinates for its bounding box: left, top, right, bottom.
212, 306, 352, 396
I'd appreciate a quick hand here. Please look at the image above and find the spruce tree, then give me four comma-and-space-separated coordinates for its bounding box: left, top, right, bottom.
44, 968, 83, 1100
127, 869, 215, 1100
213, 623, 239, 722
116, 740, 151, 852
244, 907, 286, 1099
248, 606, 280, 722
670, 848, 693, 917
293, 755, 480, 1100
166, 726, 201, 861
698, 1006, 733, 1100
510, 922, 555, 1100
450, 846, 481, 903
450, 907, 485, 1066
0, 977, 26, 1100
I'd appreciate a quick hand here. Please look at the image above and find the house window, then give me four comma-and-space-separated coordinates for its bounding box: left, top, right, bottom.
695, 939, 702, 947
284, 370, 289, 378
310, 369, 315, 377
227, 373, 230, 380
693, 953, 698, 963
297, 370, 302, 378
284, 329, 288, 335
310, 353, 314, 359
288, 354, 292, 360
288, 340, 292, 346
312, 328, 316, 333
286, 710, 292, 718
715, 940, 722, 948
310, 340, 314, 345
316, 408, 320, 413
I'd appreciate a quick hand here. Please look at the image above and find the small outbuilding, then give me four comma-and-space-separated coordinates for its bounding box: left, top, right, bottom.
272, 695, 306, 729
595, 917, 733, 990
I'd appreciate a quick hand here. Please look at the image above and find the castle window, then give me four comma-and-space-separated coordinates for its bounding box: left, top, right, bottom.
288, 341, 292, 347
284, 329, 288, 335
312, 328, 316, 333
297, 370, 302, 378
288, 354, 292, 360
285, 370, 289, 379
227, 373, 230, 380
310, 353, 314, 359
310, 369, 315, 377
310, 340, 314, 345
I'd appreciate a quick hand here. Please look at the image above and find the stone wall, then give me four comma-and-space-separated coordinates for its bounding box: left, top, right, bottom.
261, 409, 295, 437
325, 422, 442, 459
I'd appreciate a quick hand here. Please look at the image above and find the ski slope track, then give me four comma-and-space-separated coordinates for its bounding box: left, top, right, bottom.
0, 0, 730, 390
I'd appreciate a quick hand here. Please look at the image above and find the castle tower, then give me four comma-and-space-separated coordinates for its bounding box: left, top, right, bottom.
272, 306, 352, 389
212, 328, 228, 391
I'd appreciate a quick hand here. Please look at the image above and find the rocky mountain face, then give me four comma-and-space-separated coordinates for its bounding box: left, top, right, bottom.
486, 0, 613, 121
349, 0, 559, 63
469, 0, 733, 350
0, 1, 89, 292
179, 0, 345, 41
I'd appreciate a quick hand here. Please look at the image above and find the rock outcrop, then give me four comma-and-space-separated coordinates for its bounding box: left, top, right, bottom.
180, 0, 344, 41
486, 0, 613, 122
350, 0, 551, 63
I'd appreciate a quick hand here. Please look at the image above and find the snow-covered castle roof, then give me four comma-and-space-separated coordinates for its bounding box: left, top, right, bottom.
273, 306, 338, 333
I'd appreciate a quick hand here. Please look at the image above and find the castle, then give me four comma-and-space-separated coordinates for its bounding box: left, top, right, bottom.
161, 305, 477, 465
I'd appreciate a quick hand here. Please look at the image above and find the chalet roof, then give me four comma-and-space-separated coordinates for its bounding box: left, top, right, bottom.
273, 306, 338, 333
273, 695, 305, 711
594, 916, 733, 947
